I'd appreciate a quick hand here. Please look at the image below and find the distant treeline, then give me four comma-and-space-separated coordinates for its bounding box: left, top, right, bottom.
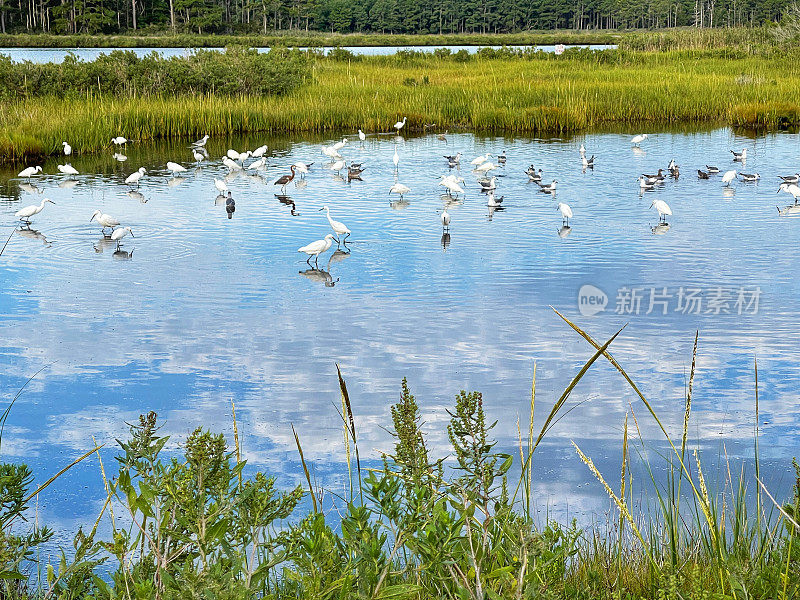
0, 0, 795, 37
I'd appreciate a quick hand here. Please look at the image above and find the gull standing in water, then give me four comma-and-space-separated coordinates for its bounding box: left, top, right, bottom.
298, 234, 336, 265
320, 205, 351, 244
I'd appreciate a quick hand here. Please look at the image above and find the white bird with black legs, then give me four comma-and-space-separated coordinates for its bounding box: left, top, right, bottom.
90, 210, 120, 234
293, 162, 313, 177
358, 129, 366, 142
579, 143, 586, 156
390, 183, 411, 198
440, 175, 465, 196
778, 182, 800, 203
475, 161, 497, 174
251, 144, 268, 158
320, 205, 351, 244
441, 209, 450, 232
223, 157, 242, 171
193, 149, 206, 163
298, 234, 336, 265
62, 141, 72, 156
557, 202, 573, 225
214, 178, 228, 194
111, 136, 128, 147
332, 138, 348, 151
722, 170, 737, 186
322, 145, 341, 159
394, 117, 407, 133
125, 167, 146, 187
18, 166, 42, 180
15, 198, 54, 225
650, 199, 672, 223
471, 153, 490, 166
330, 160, 346, 173
111, 226, 134, 249
191, 135, 209, 148
58, 164, 79, 176
166, 162, 187, 176
248, 157, 267, 171
631, 133, 648, 146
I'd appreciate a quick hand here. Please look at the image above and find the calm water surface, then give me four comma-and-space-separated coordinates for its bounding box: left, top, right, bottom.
0, 44, 614, 62
0, 128, 797, 552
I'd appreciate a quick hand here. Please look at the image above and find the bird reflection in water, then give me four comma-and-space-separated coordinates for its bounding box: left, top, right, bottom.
168, 176, 188, 188
214, 193, 226, 206
441, 232, 451, 250
275, 194, 298, 216
298, 250, 348, 287
390, 197, 410, 210
16, 227, 51, 247
651, 223, 671, 235
723, 187, 736, 199
128, 190, 147, 203
777, 204, 800, 217
226, 191, 235, 219
113, 248, 134, 260
19, 182, 43, 195
93, 236, 116, 253
58, 179, 79, 189
557, 225, 572, 238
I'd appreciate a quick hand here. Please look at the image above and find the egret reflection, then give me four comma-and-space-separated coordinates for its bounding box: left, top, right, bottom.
777, 204, 800, 217
651, 223, 671, 235
58, 179, 79, 189
18, 182, 43, 194
127, 190, 147, 203
112, 248, 134, 260
93, 236, 116, 253
16, 227, 51, 247
557, 225, 572, 238
167, 176, 188, 188
441, 232, 451, 250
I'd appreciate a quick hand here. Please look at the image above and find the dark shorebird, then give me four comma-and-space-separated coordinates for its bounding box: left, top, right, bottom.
697, 169, 710, 179
274, 165, 297, 192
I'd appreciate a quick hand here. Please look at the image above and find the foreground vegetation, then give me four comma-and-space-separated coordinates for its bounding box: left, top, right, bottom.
1, 320, 799, 599
4, 39, 800, 161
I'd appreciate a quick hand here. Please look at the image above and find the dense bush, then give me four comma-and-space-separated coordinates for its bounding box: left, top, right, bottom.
0, 47, 311, 100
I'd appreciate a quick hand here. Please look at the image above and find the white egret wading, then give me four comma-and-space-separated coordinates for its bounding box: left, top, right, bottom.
320, 205, 351, 244
125, 167, 146, 188
111, 226, 134, 248
15, 198, 54, 224
298, 234, 336, 265
651, 199, 672, 223
90, 210, 120, 233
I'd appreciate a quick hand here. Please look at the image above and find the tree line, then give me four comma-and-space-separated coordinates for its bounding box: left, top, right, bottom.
0, 0, 793, 36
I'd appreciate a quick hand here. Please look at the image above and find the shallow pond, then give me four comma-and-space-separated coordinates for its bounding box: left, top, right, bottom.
0, 128, 798, 553
0, 43, 614, 62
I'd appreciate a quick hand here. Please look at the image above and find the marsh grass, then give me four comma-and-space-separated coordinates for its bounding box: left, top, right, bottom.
4, 47, 800, 162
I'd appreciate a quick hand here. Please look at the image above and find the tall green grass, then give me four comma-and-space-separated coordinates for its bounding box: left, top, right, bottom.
3, 48, 800, 162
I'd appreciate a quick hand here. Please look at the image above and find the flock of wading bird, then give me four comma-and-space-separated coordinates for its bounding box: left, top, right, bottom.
8, 124, 800, 264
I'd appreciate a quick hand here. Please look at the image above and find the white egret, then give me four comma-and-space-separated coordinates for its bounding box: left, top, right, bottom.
579, 143, 586, 155
293, 162, 313, 177
58, 164, 79, 176
470, 153, 490, 166
111, 136, 128, 147
90, 210, 120, 233
227, 149, 242, 161
392, 146, 399, 168
322, 145, 341, 159
475, 161, 497, 174
389, 183, 411, 198
214, 178, 228, 194
166, 161, 187, 175
330, 160, 346, 173
557, 202, 573, 225
778, 182, 800, 203
193, 149, 205, 163
62, 141, 72, 156
248, 157, 267, 171
650, 199, 672, 222
298, 234, 336, 265
631, 133, 648, 146
441, 209, 450, 231
332, 138, 348, 151
394, 117, 407, 132
15, 198, 54, 224
111, 226, 134, 248
125, 167, 146, 187
223, 157, 242, 171
722, 170, 737, 186
358, 129, 366, 141
18, 166, 42, 179
320, 205, 351, 243
252, 144, 268, 158
440, 176, 465, 196
191, 134, 209, 148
